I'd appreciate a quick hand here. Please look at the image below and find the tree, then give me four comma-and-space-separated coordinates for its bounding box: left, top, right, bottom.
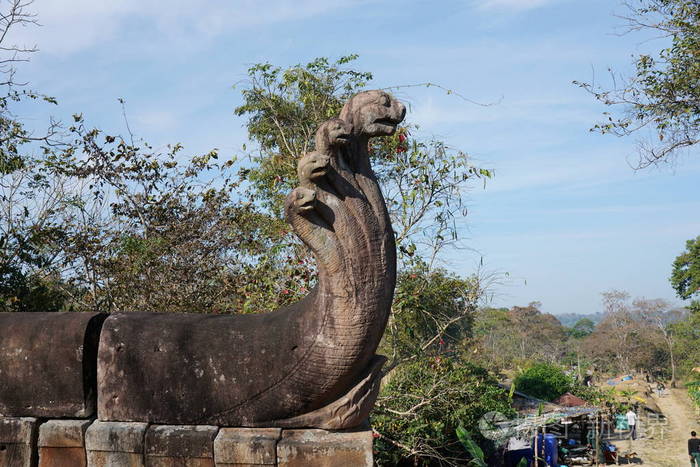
594, 290, 638, 372
575, 0, 700, 167
0, 0, 73, 312
633, 298, 681, 387
569, 317, 595, 338
372, 357, 514, 466
513, 362, 572, 401
381, 263, 480, 367
582, 290, 680, 379
472, 303, 568, 370
669, 310, 700, 377
671, 235, 700, 312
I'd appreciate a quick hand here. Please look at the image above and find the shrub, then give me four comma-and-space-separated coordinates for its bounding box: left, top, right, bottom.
372, 357, 514, 466
514, 363, 572, 401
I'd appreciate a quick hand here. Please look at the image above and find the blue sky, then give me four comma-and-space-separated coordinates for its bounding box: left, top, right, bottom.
9, 0, 700, 316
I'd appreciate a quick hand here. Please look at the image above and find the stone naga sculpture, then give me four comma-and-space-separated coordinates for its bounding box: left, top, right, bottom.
97, 90, 406, 429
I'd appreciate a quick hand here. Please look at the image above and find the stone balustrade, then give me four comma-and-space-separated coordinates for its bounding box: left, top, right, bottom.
0, 417, 373, 466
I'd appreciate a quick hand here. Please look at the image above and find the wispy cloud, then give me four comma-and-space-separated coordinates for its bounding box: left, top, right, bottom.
8, 0, 374, 56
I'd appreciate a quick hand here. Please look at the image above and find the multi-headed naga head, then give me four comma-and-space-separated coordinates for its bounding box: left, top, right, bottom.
339, 90, 406, 138
290, 187, 316, 213
297, 152, 330, 185
315, 118, 353, 153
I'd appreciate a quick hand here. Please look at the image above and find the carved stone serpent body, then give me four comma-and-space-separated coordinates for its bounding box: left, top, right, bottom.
96, 90, 406, 428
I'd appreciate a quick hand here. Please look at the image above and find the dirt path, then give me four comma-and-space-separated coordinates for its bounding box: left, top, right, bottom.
629, 388, 698, 466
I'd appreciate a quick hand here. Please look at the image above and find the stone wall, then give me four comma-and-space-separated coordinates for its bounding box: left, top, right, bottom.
0, 417, 374, 466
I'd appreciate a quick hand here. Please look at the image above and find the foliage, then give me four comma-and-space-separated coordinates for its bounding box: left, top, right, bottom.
234, 55, 371, 214
556, 312, 604, 328
1, 51, 490, 318
382, 262, 480, 364
686, 380, 700, 409
576, 0, 700, 166
671, 235, 700, 312
0, 1, 75, 312
234, 55, 491, 265
568, 317, 595, 338
472, 303, 568, 370
455, 426, 487, 467
372, 357, 514, 466
514, 362, 572, 401
570, 383, 614, 406
581, 291, 679, 377
1, 104, 313, 313
669, 309, 700, 378
58, 125, 309, 313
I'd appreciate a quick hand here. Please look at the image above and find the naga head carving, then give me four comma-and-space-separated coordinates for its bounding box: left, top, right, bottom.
290, 187, 316, 213
297, 152, 330, 185
339, 90, 406, 138
315, 118, 353, 151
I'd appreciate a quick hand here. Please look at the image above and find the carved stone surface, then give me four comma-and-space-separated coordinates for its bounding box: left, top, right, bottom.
213, 428, 280, 466
97, 90, 405, 428
145, 425, 218, 466
85, 420, 148, 467
276, 425, 373, 467
0, 312, 107, 418
0, 417, 39, 467
38, 419, 91, 467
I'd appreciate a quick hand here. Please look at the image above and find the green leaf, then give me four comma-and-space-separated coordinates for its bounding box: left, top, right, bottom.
456, 425, 486, 466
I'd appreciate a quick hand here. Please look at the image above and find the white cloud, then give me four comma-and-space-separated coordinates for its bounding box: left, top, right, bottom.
7, 0, 373, 56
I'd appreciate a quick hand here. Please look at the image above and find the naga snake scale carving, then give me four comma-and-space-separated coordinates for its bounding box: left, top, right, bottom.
95, 90, 406, 428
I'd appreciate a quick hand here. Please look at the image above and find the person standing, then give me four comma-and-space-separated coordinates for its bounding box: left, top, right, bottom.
626, 408, 638, 440
690, 431, 700, 466
657, 381, 666, 396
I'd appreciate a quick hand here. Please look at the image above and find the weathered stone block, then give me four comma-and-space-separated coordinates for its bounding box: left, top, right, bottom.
276, 426, 373, 467
0, 312, 107, 418
0, 417, 39, 467
145, 425, 218, 466
38, 419, 91, 467
86, 420, 148, 467
213, 428, 280, 466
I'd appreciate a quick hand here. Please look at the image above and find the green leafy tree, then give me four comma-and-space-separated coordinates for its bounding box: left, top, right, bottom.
671, 235, 700, 312
381, 263, 480, 366
514, 362, 572, 401
669, 310, 700, 378
568, 317, 595, 338
576, 0, 700, 167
